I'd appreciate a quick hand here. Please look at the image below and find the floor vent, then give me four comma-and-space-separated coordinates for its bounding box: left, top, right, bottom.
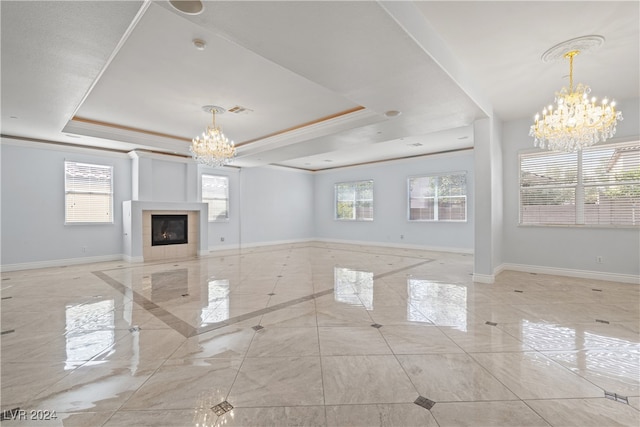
414, 396, 436, 410
605, 391, 629, 404
212, 400, 234, 416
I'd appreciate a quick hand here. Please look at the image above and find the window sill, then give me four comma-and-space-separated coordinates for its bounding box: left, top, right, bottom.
518, 223, 639, 229
64, 222, 114, 225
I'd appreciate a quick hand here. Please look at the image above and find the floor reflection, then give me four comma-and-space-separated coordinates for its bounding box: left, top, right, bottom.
408, 279, 467, 330
65, 299, 115, 369
201, 279, 230, 325
521, 320, 640, 393
150, 269, 189, 302
334, 267, 374, 310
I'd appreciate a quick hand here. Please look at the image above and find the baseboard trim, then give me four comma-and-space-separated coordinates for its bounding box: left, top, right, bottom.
1, 254, 124, 272
500, 263, 640, 285
207, 238, 315, 253
122, 255, 144, 263
472, 273, 495, 284
313, 238, 474, 254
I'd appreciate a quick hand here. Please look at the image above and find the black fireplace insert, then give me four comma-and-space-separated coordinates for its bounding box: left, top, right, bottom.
152, 215, 188, 246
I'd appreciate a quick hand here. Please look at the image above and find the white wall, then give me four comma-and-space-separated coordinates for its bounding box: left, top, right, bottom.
239, 166, 315, 245
502, 97, 640, 280
314, 151, 475, 252
200, 166, 315, 250
1, 139, 131, 267
131, 151, 198, 202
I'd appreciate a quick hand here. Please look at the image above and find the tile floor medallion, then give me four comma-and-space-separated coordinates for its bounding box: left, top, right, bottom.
1, 242, 638, 426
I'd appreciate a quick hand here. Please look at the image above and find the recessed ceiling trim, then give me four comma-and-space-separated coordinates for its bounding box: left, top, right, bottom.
236, 106, 366, 148
70, 116, 190, 142
304, 146, 474, 172
1, 134, 130, 156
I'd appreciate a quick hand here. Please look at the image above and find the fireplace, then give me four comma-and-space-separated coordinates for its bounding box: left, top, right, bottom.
152, 214, 188, 246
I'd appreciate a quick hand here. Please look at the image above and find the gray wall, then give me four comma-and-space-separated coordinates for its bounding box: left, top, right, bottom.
197, 165, 316, 250
314, 150, 475, 252
239, 167, 315, 245
1, 139, 131, 267
501, 97, 640, 277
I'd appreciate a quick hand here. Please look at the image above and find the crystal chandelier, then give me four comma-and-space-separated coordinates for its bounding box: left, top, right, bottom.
530, 49, 623, 152
190, 106, 236, 167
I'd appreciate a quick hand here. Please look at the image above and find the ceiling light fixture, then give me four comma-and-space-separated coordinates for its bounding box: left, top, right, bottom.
192, 38, 206, 51
530, 36, 622, 152
168, 0, 203, 15
190, 106, 236, 168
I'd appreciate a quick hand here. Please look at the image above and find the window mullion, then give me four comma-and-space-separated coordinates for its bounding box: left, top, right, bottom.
433, 179, 439, 221
576, 150, 585, 224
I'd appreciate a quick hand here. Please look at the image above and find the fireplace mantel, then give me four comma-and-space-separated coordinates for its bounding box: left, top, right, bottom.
123, 201, 208, 262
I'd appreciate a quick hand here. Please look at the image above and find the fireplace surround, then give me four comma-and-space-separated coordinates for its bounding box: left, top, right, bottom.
122, 201, 209, 262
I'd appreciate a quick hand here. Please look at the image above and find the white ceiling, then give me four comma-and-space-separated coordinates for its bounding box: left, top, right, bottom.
2, 1, 638, 171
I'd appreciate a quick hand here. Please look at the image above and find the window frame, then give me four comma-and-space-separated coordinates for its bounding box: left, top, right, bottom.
64, 160, 114, 225
407, 172, 468, 222
201, 174, 230, 222
334, 180, 374, 221
518, 141, 640, 228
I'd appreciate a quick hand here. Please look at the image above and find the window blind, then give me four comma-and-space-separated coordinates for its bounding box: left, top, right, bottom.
202, 174, 229, 221
520, 151, 577, 225
582, 144, 640, 225
520, 141, 640, 226
65, 161, 113, 223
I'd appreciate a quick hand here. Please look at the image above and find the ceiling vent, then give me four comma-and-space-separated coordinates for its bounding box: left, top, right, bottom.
228, 106, 253, 114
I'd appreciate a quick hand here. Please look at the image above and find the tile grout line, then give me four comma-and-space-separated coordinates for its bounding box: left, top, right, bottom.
314, 288, 329, 425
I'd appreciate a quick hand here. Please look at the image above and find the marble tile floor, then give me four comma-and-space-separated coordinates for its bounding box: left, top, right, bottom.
1, 242, 639, 426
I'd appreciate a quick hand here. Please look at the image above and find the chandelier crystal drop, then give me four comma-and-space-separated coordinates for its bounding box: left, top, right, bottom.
190, 106, 236, 167
530, 50, 623, 152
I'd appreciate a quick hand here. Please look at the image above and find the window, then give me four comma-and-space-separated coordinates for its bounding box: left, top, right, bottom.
408, 173, 467, 221
65, 161, 113, 224
520, 141, 640, 226
202, 174, 229, 221
335, 180, 373, 220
